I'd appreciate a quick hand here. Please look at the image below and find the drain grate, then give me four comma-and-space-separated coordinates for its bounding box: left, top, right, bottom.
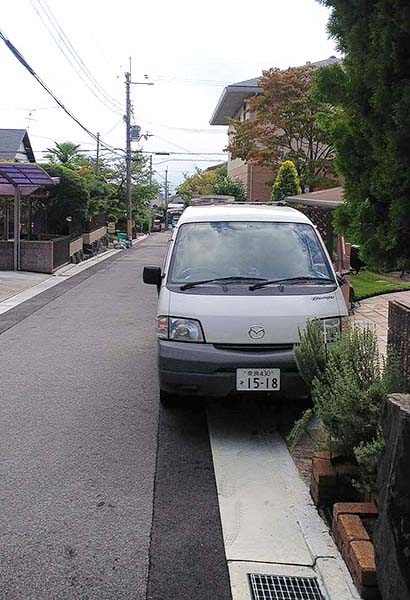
249, 573, 324, 600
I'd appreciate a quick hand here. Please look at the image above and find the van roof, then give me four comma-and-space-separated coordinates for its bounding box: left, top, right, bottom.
178, 203, 312, 225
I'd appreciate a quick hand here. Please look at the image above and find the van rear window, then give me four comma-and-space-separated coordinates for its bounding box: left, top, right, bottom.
169, 221, 333, 285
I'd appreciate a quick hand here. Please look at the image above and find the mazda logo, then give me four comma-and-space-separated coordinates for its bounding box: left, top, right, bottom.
248, 326, 265, 340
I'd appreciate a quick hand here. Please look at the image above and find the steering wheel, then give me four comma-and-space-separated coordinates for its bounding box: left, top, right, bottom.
180, 266, 215, 280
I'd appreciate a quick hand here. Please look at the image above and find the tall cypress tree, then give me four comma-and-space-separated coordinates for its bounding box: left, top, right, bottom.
316, 0, 410, 269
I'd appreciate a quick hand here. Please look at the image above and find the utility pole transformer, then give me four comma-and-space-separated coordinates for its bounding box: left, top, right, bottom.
125, 71, 132, 239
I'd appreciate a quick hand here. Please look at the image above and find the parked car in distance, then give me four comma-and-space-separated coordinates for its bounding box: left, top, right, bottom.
152, 219, 162, 232
143, 203, 348, 407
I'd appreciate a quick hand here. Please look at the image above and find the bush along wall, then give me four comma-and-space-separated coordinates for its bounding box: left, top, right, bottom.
289, 320, 407, 599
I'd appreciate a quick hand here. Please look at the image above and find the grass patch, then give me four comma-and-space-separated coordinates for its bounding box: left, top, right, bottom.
350, 269, 410, 300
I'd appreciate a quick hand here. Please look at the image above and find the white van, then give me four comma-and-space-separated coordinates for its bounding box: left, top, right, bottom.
143, 204, 348, 406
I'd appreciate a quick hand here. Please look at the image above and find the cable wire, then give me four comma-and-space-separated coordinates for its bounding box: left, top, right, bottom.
28, 0, 123, 114
32, 0, 123, 110
0, 28, 121, 155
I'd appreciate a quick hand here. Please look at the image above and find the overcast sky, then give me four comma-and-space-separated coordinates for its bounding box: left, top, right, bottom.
1, 0, 337, 193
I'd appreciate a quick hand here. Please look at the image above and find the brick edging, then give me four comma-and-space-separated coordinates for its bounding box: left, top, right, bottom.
332, 502, 380, 599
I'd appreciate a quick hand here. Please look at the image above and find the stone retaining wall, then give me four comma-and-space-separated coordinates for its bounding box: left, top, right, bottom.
388, 300, 410, 386
374, 394, 410, 600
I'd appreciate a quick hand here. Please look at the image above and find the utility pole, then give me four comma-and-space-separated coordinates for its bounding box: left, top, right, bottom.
95, 132, 100, 175
125, 70, 132, 239
165, 167, 169, 208
124, 64, 154, 239
148, 154, 153, 234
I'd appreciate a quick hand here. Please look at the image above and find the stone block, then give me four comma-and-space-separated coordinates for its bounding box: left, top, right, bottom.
313, 450, 332, 461
349, 540, 377, 587
339, 514, 370, 544
312, 455, 337, 487
333, 502, 378, 523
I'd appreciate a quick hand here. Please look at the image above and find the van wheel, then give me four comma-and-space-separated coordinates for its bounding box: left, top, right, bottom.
159, 390, 181, 408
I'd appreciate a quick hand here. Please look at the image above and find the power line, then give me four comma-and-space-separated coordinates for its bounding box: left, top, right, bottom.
140, 150, 226, 156
149, 75, 233, 87
139, 118, 226, 134
30, 133, 96, 145
0, 104, 59, 111
102, 117, 124, 136
31, 0, 123, 111
148, 134, 227, 164
28, 0, 123, 114
0, 28, 120, 155
153, 158, 226, 165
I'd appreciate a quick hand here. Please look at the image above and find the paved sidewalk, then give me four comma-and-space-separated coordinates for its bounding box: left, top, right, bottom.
0, 236, 147, 316
350, 290, 410, 354
0, 271, 50, 303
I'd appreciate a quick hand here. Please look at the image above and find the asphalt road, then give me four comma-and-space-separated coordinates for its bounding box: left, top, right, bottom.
0, 234, 231, 600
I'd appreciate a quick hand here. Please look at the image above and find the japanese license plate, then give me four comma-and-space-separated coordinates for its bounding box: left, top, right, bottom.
236, 368, 281, 391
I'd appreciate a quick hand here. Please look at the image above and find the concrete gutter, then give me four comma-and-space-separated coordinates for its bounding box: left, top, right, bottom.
207, 405, 360, 600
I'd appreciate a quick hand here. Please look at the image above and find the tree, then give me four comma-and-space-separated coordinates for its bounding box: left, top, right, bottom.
45, 142, 82, 165
104, 151, 160, 229
271, 160, 301, 202
177, 167, 221, 203
227, 66, 336, 190
41, 146, 159, 234
177, 164, 247, 202
315, 0, 410, 269
42, 164, 90, 234
213, 168, 247, 202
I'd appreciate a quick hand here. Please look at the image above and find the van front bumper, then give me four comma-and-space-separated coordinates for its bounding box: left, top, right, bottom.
158, 340, 307, 399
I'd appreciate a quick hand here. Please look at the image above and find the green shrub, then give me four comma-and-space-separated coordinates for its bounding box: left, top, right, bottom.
354, 433, 385, 496
314, 325, 382, 454
294, 320, 327, 389
290, 321, 406, 493
271, 160, 302, 202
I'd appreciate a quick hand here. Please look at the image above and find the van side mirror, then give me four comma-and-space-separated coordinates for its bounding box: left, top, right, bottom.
143, 266, 162, 286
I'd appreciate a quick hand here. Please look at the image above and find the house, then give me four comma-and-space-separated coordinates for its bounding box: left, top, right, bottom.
0, 129, 35, 163
210, 57, 339, 202
203, 162, 227, 173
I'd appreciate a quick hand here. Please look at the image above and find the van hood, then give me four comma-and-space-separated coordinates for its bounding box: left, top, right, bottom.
168, 290, 347, 344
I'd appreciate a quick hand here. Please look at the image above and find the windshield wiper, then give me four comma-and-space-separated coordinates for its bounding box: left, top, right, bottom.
180, 276, 266, 291
249, 276, 336, 291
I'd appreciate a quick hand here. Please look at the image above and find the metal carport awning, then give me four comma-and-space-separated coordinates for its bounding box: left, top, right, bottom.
0, 163, 59, 270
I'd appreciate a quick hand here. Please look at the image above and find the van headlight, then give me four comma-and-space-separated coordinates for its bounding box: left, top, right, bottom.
157, 316, 204, 342
321, 317, 341, 344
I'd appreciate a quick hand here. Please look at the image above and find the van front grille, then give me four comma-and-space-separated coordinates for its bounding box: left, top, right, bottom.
213, 344, 294, 353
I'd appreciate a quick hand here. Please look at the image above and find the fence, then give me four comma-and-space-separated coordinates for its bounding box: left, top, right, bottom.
291, 204, 334, 255
52, 236, 70, 270
0, 236, 70, 273
388, 300, 410, 386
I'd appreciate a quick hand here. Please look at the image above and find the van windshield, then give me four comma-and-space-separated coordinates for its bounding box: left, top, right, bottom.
168, 221, 334, 287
